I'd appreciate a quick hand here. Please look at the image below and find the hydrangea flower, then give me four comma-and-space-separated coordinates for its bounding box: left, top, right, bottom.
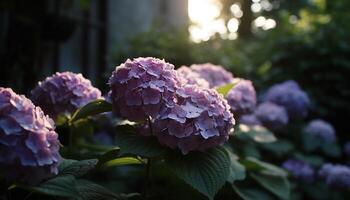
262, 80, 310, 119
190, 63, 234, 88
0, 88, 60, 184
152, 85, 235, 154
176, 66, 209, 88
108, 57, 182, 122
319, 163, 350, 188
239, 114, 261, 126
304, 119, 336, 143
255, 102, 289, 132
344, 142, 350, 157
282, 159, 314, 183
31, 72, 102, 120
226, 79, 256, 116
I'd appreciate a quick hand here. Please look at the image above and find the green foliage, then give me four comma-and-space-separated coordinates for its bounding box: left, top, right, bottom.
101, 157, 142, 168
115, 125, 166, 158
237, 124, 277, 143
260, 140, 295, 156
59, 159, 98, 177
31, 159, 122, 199
226, 150, 246, 183
232, 185, 274, 200
32, 175, 79, 198
97, 148, 121, 167
215, 79, 240, 97
70, 99, 112, 123
250, 173, 291, 200
241, 157, 288, 177
165, 147, 231, 200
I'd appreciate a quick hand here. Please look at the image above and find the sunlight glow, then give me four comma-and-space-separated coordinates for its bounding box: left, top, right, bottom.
254, 16, 276, 30
188, 0, 221, 24
188, 0, 225, 43
188, 0, 276, 42
227, 18, 239, 33
251, 3, 262, 13
230, 4, 243, 18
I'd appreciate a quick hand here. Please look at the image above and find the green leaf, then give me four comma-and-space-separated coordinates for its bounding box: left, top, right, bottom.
294, 153, 324, 167
31, 175, 79, 198
32, 175, 123, 200
215, 78, 241, 97
97, 148, 121, 167
260, 140, 294, 156
115, 125, 166, 158
250, 173, 291, 200
239, 124, 277, 143
58, 159, 76, 172
59, 159, 98, 177
226, 151, 246, 183
240, 157, 288, 177
72, 119, 94, 138
102, 157, 143, 168
242, 142, 261, 158
302, 132, 321, 152
321, 142, 341, 157
165, 146, 231, 200
74, 179, 120, 200
232, 185, 275, 200
70, 99, 112, 123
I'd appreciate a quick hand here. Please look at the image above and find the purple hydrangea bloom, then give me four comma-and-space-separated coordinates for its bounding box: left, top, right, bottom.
108, 57, 181, 122
255, 102, 289, 132
319, 163, 350, 188
31, 72, 102, 120
239, 114, 261, 126
304, 119, 336, 143
282, 159, 314, 183
226, 79, 257, 116
190, 63, 234, 88
344, 142, 350, 156
152, 85, 235, 154
262, 80, 310, 119
0, 88, 60, 184
176, 66, 210, 88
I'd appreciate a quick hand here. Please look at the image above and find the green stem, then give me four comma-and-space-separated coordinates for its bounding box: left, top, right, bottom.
142, 158, 152, 199
147, 116, 154, 135
68, 126, 74, 156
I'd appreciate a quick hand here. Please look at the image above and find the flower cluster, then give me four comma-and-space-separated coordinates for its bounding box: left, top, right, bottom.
152, 86, 235, 154
282, 159, 314, 183
239, 114, 261, 126
108, 58, 235, 154
226, 79, 256, 116
176, 66, 209, 88
108, 57, 181, 122
304, 119, 336, 143
0, 88, 60, 184
190, 63, 234, 88
31, 72, 102, 120
255, 102, 289, 132
262, 80, 310, 119
319, 164, 350, 188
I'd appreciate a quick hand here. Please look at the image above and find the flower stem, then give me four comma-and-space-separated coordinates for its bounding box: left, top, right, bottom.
142, 158, 152, 199
68, 126, 74, 156
147, 116, 154, 135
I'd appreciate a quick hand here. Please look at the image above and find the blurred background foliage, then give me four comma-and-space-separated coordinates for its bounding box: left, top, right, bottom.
115, 0, 350, 139
0, 0, 349, 144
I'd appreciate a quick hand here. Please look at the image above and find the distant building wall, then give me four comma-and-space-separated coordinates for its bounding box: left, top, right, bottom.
0, 0, 188, 91
107, 0, 188, 67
